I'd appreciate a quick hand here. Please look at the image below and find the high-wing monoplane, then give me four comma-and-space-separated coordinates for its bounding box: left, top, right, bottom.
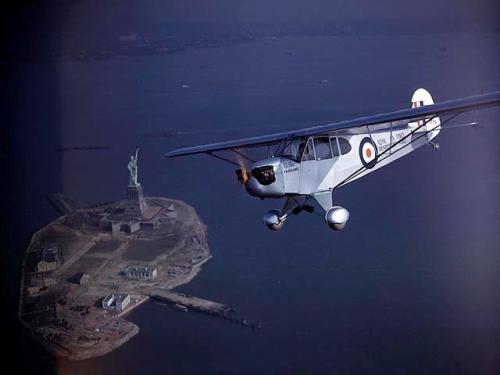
166, 89, 500, 231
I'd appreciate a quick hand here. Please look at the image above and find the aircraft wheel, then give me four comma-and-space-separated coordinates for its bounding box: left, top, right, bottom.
263, 209, 285, 231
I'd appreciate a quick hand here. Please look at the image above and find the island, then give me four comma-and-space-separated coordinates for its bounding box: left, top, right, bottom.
18, 149, 212, 360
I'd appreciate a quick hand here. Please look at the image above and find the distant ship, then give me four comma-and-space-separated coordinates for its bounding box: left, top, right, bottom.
172, 303, 188, 312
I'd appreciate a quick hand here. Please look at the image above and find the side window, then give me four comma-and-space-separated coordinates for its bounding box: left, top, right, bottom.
330, 137, 340, 156
338, 137, 352, 155
314, 137, 332, 160
301, 138, 315, 161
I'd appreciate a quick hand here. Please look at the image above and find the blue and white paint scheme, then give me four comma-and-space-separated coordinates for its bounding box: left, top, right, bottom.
166, 89, 500, 231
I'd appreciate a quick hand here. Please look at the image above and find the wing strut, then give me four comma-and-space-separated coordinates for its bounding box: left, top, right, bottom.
232, 149, 255, 163
206, 152, 241, 167
206, 149, 255, 167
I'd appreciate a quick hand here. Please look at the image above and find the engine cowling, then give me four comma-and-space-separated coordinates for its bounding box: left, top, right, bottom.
263, 209, 285, 231
325, 206, 350, 231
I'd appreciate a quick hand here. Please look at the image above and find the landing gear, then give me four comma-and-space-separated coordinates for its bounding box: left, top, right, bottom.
325, 206, 350, 231
262, 209, 285, 231
312, 191, 350, 231
262, 197, 314, 231
263, 196, 350, 231
292, 204, 315, 215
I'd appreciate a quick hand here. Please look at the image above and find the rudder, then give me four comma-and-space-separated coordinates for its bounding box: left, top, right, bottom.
409, 88, 441, 140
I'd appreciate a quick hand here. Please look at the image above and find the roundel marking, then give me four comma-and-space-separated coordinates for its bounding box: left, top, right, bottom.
359, 137, 378, 169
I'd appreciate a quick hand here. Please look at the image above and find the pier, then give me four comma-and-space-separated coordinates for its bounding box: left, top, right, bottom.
150, 290, 261, 330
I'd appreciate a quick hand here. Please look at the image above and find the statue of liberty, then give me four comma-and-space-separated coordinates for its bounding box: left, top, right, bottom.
127, 148, 140, 186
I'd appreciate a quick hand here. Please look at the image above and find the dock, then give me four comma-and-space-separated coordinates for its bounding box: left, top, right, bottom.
150, 290, 261, 330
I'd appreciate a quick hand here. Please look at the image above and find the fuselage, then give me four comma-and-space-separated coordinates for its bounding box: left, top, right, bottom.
243, 120, 440, 199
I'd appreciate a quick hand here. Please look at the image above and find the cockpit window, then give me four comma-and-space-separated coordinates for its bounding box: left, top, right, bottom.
314, 137, 332, 160
330, 137, 340, 156
276, 137, 340, 162
276, 140, 299, 161
338, 137, 352, 154
276, 138, 303, 162
301, 138, 315, 161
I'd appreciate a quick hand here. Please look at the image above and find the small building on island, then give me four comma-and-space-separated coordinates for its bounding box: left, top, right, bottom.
122, 221, 141, 234
123, 265, 157, 281
102, 293, 131, 311
69, 272, 90, 285
35, 245, 60, 273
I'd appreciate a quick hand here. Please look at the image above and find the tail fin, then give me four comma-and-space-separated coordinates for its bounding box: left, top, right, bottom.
409, 88, 441, 140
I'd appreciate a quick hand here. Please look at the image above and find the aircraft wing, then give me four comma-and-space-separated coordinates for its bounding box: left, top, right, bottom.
165, 90, 500, 158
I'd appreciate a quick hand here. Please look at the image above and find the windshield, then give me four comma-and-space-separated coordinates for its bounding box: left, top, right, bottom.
275, 138, 304, 162
275, 138, 319, 162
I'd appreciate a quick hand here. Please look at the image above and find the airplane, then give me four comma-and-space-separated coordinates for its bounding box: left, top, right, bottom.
166, 89, 500, 231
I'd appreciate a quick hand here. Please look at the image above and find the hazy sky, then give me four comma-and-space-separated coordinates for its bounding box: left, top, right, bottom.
3, 0, 500, 39
1, 2, 499, 375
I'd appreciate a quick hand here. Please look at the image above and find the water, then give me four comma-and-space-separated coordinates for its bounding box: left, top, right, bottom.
3, 5, 500, 374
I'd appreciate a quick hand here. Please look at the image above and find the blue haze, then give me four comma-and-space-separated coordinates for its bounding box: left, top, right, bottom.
2, 1, 500, 374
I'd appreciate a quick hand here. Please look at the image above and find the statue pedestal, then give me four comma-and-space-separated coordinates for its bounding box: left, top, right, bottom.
126, 184, 148, 217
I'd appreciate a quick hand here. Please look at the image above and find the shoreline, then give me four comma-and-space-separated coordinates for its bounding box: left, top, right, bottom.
18, 196, 212, 361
